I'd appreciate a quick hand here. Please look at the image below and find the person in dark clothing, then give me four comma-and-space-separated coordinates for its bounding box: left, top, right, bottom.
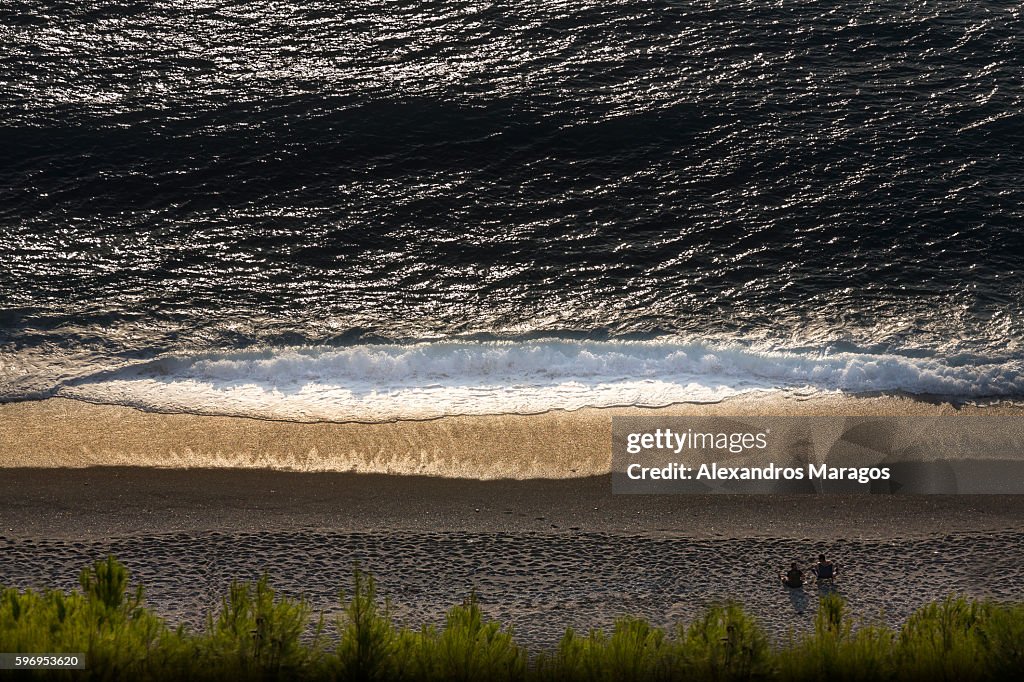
814, 554, 838, 583
781, 562, 803, 589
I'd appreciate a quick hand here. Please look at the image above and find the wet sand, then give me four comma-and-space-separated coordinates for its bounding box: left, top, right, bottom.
1, 396, 1020, 477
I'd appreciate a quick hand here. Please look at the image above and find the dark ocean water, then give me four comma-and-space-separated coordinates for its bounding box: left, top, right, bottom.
1, 0, 1023, 419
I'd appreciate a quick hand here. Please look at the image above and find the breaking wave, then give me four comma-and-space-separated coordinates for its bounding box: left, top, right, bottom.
51, 339, 1024, 422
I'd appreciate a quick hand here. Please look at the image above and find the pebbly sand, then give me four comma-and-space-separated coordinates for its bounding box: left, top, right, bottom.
1, 397, 1023, 648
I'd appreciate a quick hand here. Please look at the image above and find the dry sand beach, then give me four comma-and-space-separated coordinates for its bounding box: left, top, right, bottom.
2, 396, 1024, 648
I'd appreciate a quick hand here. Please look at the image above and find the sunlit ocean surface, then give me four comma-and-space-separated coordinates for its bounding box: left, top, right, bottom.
1, 1, 1022, 418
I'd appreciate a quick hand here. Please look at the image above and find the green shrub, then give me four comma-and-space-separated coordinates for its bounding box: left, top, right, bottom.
895, 596, 982, 681
0, 556, 190, 681
404, 593, 526, 682
973, 602, 1024, 680
333, 569, 398, 682
200, 575, 322, 681
536, 605, 770, 682
777, 593, 894, 682
676, 603, 772, 682
534, 627, 603, 682
536, 619, 668, 682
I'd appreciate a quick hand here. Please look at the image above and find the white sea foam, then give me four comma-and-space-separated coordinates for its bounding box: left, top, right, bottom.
51, 340, 1024, 422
